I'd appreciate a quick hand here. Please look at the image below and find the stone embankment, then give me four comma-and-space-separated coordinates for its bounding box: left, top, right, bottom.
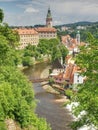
40, 66, 69, 103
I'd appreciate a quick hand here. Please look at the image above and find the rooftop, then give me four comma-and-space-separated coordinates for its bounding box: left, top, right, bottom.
35, 27, 57, 32
15, 28, 38, 35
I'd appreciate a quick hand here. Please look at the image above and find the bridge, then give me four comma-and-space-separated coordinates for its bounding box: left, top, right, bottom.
29, 77, 66, 95
30, 77, 49, 83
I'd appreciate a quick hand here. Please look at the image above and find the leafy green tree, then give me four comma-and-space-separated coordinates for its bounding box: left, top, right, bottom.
0, 23, 19, 48
51, 46, 61, 61
59, 44, 68, 63
0, 8, 4, 23
0, 10, 51, 130
22, 56, 34, 66
71, 33, 98, 129
38, 39, 49, 54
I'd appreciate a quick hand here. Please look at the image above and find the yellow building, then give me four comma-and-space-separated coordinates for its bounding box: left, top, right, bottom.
15, 28, 39, 49
35, 27, 57, 39
15, 8, 57, 49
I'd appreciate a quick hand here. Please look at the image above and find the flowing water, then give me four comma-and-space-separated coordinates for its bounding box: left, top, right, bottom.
23, 62, 73, 130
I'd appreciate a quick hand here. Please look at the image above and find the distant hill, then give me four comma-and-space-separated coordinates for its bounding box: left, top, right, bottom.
65, 21, 93, 27
55, 21, 98, 28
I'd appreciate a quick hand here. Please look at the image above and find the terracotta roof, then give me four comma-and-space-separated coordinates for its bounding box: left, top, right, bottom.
15, 28, 38, 35
35, 27, 57, 32
63, 64, 74, 82
65, 55, 72, 63
53, 63, 82, 84
63, 64, 81, 84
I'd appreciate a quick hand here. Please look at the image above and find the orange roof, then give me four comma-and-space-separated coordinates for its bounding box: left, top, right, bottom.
35, 27, 57, 32
63, 64, 74, 81
53, 63, 82, 84
63, 64, 81, 84
65, 55, 72, 63
15, 28, 38, 35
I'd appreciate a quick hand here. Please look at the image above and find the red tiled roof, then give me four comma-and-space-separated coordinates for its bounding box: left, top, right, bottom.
63, 64, 81, 84
35, 27, 57, 32
63, 64, 74, 81
15, 28, 38, 35
53, 63, 81, 84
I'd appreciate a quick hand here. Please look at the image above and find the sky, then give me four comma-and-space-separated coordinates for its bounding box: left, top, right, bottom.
0, 0, 98, 26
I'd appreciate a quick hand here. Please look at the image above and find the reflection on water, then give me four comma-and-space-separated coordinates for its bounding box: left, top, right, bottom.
23, 62, 73, 130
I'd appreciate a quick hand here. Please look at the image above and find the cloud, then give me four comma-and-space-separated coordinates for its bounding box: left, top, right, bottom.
53, 20, 63, 25
17, 2, 39, 13
2, 0, 98, 26
25, 7, 39, 13
0, 0, 16, 1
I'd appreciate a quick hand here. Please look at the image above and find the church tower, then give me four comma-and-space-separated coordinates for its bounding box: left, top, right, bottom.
46, 7, 52, 28
76, 31, 80, 45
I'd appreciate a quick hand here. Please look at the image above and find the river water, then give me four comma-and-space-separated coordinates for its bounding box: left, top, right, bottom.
23, 62, 73, 130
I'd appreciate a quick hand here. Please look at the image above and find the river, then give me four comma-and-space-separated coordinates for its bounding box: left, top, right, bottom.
23, 62, 73, 130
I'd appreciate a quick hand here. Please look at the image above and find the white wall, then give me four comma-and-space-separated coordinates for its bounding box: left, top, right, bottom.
74, 72, 83, 84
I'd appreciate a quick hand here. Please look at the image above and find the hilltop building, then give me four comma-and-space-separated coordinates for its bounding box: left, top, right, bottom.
76, 31, 80, 45
35, 27, 57, 39
35, 7, 57, 39
15, 28, 39, 49
46, 7, 52, 28
15, 7, 57, 49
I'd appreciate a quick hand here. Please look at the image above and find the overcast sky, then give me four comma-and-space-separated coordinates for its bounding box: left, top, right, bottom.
0, 0, 98, 26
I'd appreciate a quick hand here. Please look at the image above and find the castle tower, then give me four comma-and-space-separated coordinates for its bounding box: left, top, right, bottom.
76, 31, 80, 45
46, 7, 52, 28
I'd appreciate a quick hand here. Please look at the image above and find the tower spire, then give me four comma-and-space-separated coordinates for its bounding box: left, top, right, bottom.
46, 7, 52, 27
76, 31, 80, 45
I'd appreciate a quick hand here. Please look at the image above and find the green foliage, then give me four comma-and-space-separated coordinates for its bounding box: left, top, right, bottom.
22, 56, 34, 66
72, 33, 98, 129
49, 77, 54, 85
59, 44, 68, 63
0, 10, 51, 130
0, 66, 36, 127
65, 89, 73, 99
51, 45, 61, 61
0, 121, 7, 130
0, 8, 4, 23
0, 36, 21, 66
22, 38, 68, 66
0, 23, 19, 47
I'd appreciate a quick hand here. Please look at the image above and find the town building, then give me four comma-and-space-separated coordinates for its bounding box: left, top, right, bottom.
46, 7, 52, 28
15, 28, 39, 49
35, 7, 57, 39
61, 33, 86, 55
61, 35, 78, 54
50, 63, 84, 88
76, 31, 80, 45
15, 7, 57, 49
35, 27, 57, 39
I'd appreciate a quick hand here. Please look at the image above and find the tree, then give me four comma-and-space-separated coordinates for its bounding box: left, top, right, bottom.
0, 8, 4, 23
59, 44, 68, 63
22, 56, 34, 66
0, 23, 20, 48
51, 46, 61, 61
0, 10, 51, 130
71, 33, 98, 129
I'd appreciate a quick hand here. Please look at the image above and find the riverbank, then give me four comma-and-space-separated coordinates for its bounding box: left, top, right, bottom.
18, 58, 51, 71
40, 66, 70, 103
23, 61, 74, 130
